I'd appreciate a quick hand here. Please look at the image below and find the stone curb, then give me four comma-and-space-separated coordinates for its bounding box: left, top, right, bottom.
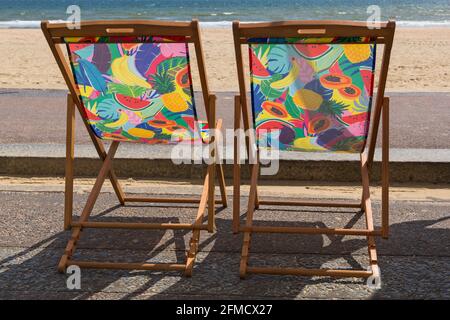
1, 144, 449, 183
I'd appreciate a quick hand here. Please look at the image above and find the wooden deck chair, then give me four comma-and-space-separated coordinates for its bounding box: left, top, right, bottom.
233, 20, 395, 279
41, 20, 227, 276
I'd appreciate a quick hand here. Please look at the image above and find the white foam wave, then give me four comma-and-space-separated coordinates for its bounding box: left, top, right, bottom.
199, 21, 232, 28
1, 19, 450, 29
200, 20, 450, 28
0, 20, 66, 28
396, 20, 450, 27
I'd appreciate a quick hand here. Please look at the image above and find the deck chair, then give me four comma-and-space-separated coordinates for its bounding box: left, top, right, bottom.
41, 20, 227, 276
233, 20, 395, 278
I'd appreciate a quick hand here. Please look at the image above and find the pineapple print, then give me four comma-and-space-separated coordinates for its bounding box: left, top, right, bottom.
150, 70, 189, 113
344, 45, 372, 63
293, 89, 323, 111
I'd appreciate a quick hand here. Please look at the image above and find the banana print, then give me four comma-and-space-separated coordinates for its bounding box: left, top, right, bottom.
111, 55, 151, 89
79, 85, 95, 98
104, 111, 128, 128
270, 59, 299, 90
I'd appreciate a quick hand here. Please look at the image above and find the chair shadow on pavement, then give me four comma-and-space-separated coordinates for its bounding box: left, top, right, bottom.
0, 197, 448, 299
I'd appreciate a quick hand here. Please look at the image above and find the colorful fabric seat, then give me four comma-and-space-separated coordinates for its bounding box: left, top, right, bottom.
249, 37, 375, 153
65, 36, 207, 144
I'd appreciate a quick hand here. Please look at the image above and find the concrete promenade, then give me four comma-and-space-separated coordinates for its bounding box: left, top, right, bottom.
0, 89, 449, 183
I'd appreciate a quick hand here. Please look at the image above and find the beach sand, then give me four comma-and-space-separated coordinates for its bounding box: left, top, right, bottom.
1, 27, 449, 92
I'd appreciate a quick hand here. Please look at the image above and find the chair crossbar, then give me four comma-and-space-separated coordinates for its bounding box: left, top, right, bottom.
247, 266, 373, 278
123, 196, 226, 205
71, 221, 209, 230
239, 225, 381, 236
67, 260, 186, 271
258, 200, 362, 208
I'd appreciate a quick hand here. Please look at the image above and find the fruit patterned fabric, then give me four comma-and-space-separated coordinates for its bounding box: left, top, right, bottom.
249, 37, 376, 153
65, 36, 206, 144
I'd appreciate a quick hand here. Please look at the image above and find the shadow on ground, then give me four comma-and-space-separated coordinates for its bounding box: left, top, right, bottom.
0, 192, 448, 299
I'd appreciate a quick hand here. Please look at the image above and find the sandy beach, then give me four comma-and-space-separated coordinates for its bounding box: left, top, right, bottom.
1, 27, 449, 92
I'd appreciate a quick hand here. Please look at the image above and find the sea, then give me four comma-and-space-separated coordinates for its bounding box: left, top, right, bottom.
0, 0, 449, 28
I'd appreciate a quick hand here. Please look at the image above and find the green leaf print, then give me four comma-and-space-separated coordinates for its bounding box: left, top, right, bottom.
157, 57, 187, 76
260, 74, 284, 99
107, 83, 147, 98
285, 94, 302, 119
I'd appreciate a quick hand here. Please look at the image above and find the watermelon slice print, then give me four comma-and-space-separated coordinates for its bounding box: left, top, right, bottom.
250, 49, 270, 78
114, 94, 151, 110
360, 68, 374, 96
294, 44, 331, 59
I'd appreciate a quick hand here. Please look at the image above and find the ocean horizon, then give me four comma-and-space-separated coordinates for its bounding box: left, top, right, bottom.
0, 0, 449, 28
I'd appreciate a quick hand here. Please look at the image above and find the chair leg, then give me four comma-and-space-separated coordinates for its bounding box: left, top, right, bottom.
253, 166, 260, 210
381, 98, 390, 239
185, 232, 200, 277
240, 163, 259, 279
233, 95, 242, 234
361, 154, 379, 269
89, 138, 125, 205
58, 141, 120, 273
216, 163, 228, 207
232, 159, 241, 234
213, 118, 227, 207
207, 112, 217, 233
110, 170, 126, 206
185, 171, 210, 276
64, 93, 75, 231
250, 148, 260, 210
208, 163, 216, 233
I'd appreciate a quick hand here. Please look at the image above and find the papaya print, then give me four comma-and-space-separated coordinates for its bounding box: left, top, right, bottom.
249, 37, 376, 153
65, 36, 207, 144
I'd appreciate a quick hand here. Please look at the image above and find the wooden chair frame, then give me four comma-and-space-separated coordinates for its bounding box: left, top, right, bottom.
41, 19, 227, 276
232, 20, 395, 278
